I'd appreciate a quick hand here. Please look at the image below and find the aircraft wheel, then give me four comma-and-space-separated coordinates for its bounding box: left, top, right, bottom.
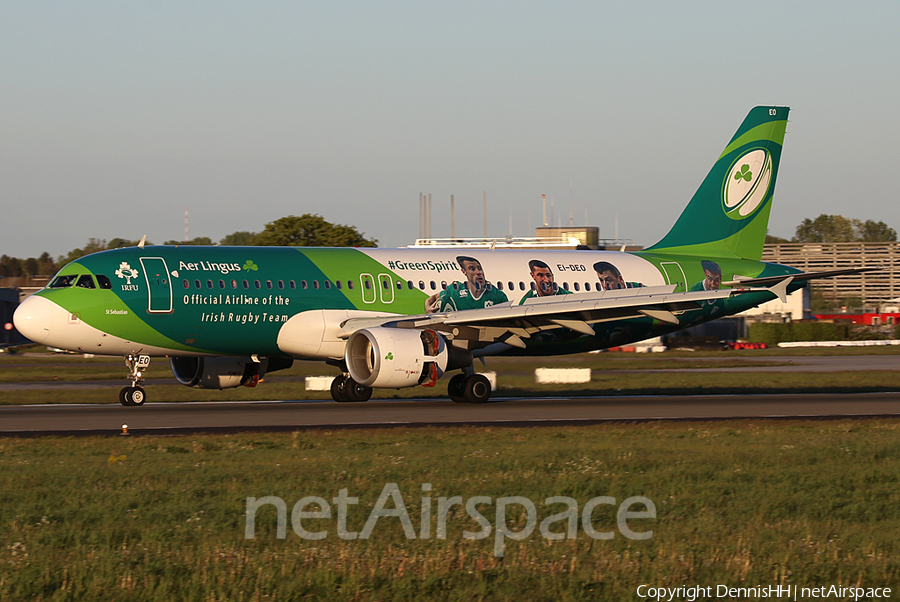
119, 387, 133, 406
448, 374, 468, 403
330, 375, 351, 402
346, 380, 373, 402
130, 386, 146, 406
464, 374, 492, 404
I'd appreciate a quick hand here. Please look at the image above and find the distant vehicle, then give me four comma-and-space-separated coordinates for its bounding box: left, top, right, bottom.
14, 106, 872, 406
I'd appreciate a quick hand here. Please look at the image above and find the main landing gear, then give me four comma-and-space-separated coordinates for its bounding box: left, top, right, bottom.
330, 374, 373, 402
447, 372, 492, 404
120, 354, 150, 407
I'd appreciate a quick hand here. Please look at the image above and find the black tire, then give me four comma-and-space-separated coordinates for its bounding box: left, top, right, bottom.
464, 374, 492, 404
448, 374, 468, 403
346, 380, 373, 402
130, 387, 146, 406
331, 375, 351, 402
119, 387, 133, 406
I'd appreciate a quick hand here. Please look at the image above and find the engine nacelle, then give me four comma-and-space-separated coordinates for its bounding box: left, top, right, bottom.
170, 356, 285, 389
345, 327, 471, 388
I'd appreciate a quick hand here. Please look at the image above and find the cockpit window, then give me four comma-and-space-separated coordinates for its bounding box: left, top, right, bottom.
76, 275, 96, 289
49, 274, 78, 288
96, 275, 112, 289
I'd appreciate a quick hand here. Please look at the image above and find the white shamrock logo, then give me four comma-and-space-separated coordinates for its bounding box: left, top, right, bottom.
115, 262, 139, 285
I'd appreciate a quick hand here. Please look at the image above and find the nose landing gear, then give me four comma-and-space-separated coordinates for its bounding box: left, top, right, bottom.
120, 354, 150, 406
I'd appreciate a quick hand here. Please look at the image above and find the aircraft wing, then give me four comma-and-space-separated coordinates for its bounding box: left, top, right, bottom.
722, 267, 880, 288
337, 284, 772, 349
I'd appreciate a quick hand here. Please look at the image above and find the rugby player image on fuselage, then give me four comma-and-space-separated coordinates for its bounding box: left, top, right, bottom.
593, 261, 643, 290
519, 259, 572, 304
691, 260, 723, 291
425, 256, 508, 313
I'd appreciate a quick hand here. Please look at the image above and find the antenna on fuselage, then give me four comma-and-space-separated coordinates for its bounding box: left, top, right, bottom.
138, 235, 146, 249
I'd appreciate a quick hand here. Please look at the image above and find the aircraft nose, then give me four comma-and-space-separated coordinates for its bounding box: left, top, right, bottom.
13, 294, 53, 344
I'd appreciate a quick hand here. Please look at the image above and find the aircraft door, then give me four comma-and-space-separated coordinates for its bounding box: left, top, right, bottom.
377, 274, 394, 304
360, 274, 376, 304
140, 257, 174, 313
660, 262, 687, 293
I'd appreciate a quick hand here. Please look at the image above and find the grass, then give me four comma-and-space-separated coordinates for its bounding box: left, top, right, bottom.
1, 421, 899, 600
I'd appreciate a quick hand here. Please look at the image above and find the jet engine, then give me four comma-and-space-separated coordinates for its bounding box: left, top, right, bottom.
170, 356, 293, 389
345, 327, 472, 389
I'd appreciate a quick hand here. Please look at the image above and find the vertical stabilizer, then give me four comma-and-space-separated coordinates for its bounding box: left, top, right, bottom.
646, 106, 789, 260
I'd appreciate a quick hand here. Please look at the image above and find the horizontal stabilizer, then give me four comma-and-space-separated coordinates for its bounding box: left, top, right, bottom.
723, 267, 880, 288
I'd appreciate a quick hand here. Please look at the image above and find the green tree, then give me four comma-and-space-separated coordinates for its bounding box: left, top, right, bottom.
792, 215, 857, 242
792, 214, 897, 243
765, 233, 789, 244
163, 236, 214, 246
857, 219, 897, 242
0, 255, 23, 277
107, 238, 142, 249
253, 214, 377, 247
37, 252, 56, 275
219, 231, 258, 246
59, 238, 107, 265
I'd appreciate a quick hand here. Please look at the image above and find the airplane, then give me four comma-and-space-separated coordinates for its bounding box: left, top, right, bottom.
13, 106, 873, 406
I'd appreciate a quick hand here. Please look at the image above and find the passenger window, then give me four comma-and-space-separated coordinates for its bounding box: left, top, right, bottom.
324, 280, 331, 290
382, 279, 389, 289
508, 281, 514, 291
219, 280, 226, 289
278, 280, 285, 289
301, 280, 308, 289
336, 280, 342, 290
574, 282, 580, 291
347, 280, 354, 290
530, 282, 535, 291
407, 281, 414, 290
207, 280, 214, 289
76, 275, 96, 289
195, 280, 201, 289
183, 279, 189, 289
313, 280, 320, 290
231, 280, 238, 289
50, 275, 77, 288
453, 282, 459, 290
243, 280, 249, 289
96, 275, 113, 289
290, 280, 296, 290
266, 280, 273, 289
595, 282, 601, 291
363, 280, 370, 290
396, 280, 403, 290
497, 282, 504, 291
430, 281, 436, 290
419, 281, 425, 290
441, 281, 447, 290
254, 280, 261, 289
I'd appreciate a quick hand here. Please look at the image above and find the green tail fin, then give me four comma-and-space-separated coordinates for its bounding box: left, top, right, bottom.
646, 106, 789, 261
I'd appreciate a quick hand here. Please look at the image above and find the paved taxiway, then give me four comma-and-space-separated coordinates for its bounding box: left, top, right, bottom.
2, 392, 899, 436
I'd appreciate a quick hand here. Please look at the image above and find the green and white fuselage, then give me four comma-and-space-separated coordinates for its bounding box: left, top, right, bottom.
18, 245, 798, 358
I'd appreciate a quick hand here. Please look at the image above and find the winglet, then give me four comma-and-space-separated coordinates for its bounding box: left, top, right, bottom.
769, 276, 793, 303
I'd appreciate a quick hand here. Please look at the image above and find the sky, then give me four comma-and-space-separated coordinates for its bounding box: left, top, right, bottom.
2, 1, 899, 259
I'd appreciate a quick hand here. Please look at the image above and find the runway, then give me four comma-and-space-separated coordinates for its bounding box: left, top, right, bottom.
2, 392, 899, 436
